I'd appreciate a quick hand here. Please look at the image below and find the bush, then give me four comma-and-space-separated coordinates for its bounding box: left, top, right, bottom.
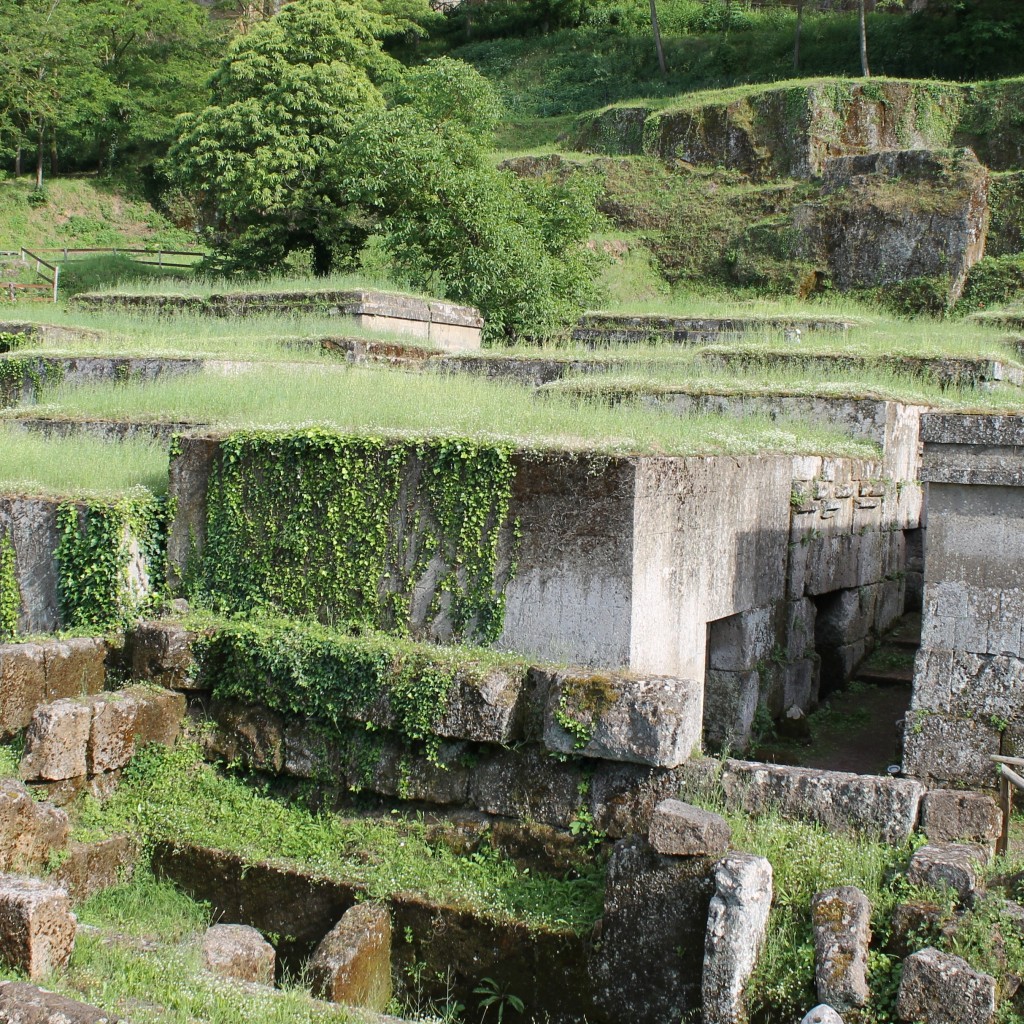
953, 254, 1024, 316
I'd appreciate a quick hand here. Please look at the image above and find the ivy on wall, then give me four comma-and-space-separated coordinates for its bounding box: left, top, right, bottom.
0, 533, 20, 640
198, 618, 526, 763
56, 492, 168, 629
195, 429, 518, 644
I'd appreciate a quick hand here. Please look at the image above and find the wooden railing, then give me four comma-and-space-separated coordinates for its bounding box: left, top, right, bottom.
0, 246, 205, 303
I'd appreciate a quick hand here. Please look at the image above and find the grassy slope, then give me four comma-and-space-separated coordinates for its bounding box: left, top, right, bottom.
0, 177, 195, 252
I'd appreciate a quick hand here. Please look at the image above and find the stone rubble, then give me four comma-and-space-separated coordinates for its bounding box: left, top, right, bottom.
648, 799, 731, 858
201, 923, 276, 985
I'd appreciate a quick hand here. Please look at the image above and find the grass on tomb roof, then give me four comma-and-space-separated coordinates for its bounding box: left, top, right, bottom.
0, 427, 167, 497
0, 306, 439, 361
23, 363, 880, 459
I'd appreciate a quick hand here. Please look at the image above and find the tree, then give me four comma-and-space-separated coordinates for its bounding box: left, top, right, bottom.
650, 0, 667, 77
336, 102, 601, 339
859, 0, 870, 76
170, 0, 397, 275
173, 8, 601, 338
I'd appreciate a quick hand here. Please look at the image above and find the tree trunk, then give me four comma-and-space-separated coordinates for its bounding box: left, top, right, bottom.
49, 135, 58, 178
859, 0, 871, 77
311, 238, 332, 277
14, 148, 21, 176
650, 0, 667, 77
35, 124, 44, 189
793, 0, 804, 71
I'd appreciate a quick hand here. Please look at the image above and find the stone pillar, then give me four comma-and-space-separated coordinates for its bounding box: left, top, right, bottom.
902, 414, 1024, 787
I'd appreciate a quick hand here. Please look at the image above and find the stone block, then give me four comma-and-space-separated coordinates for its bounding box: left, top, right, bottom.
707, 607, 777, 672
703, 853, 773, 1024
722, 760, 924, 844
308, 903, 392, 1011
887, 901, 949, 959
0, 780, 69, 873
649, 800, 731, 858
55, 835, 135, 903
588, 763, 675, 839
922, 790, 1002, 845
812, 886, 871, 1011
129, 621, 199, 690
896, 947, 995, 1024
470, 745, 582, 828
907, 844, 988, 906
362, 739, 469, 806
435, 666, 526, 744
816, 588, 878, 648
902, 713, 1001, 789
0, 981, 121, 1023
0, 875, 76, 980
543, 670, 701, 768
703, 669, 760, 752
19, 700, 91, 781
202, 923, 276, 985
0, 645, 45, 737
590, 837, 713, 1024
207, 699, 286, 775
42, 638, 107, 701
88, 687, 186, 774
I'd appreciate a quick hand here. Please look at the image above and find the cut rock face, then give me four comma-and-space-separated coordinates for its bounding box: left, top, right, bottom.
703, 853, 773, 1024
0, 874, 77, 980
896, 947, 996, 1024
811, 886, 871, 1011
202, 923, 276, 985
308, 903, 392, 1012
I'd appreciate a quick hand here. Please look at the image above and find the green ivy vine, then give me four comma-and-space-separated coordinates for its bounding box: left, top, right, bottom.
195, 428, 517, 644
0, 533, 20, 640
198, 618, 523, 764
56, 492, 169, 629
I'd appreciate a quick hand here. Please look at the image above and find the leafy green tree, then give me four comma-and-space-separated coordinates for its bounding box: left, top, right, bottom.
337, 102, 600, 340
173, 1, 601, 337
170, 0, 396, 274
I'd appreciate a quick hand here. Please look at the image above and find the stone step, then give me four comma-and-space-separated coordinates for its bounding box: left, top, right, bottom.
855, 664, 914, 686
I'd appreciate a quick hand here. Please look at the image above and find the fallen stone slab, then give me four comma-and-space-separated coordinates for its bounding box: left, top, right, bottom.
721, 760, 924, 844
703, 853, 773, 1024
543, 670, 702, 768
648, 799, 731, 858
896, 947, 996, 1024
812, 886, 871, 1011
0, 980, 120, 1023
202, 923, 276, 985
907, 844, 988, 907
308, 903, 392, 1011
801, 1007, 844, 1024
0, 875, 76, 980
922, 790, 1003, 846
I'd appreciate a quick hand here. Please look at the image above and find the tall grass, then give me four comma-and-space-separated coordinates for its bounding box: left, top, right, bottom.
0, 427, 167, 496
0, 308, 438, 359
31, 363, 880, 458
86, 269, 435, 299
